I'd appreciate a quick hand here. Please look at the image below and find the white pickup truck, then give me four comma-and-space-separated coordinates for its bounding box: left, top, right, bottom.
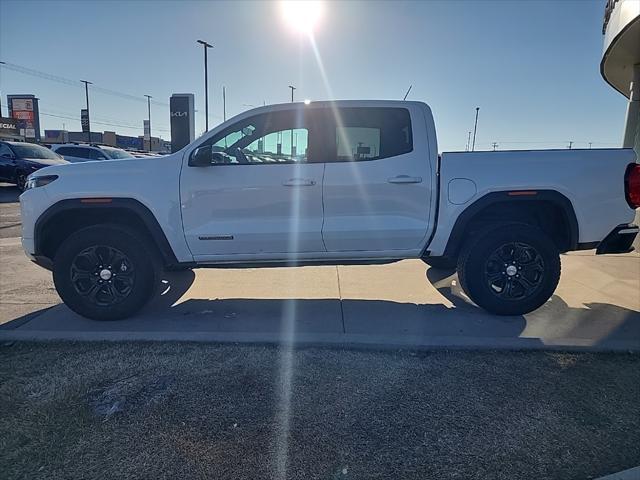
19, 100, 640, 320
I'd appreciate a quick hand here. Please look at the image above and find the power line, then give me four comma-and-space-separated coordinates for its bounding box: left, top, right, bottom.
40, 112, 170, 133
0, 61, 169, 107
38, 102, 170, 132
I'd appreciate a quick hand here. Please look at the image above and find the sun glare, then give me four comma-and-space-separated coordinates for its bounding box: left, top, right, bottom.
281, 1, 323, 34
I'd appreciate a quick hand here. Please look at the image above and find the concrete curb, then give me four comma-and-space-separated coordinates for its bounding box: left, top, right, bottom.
1, 329, 638, 352
595, 466, 640, 480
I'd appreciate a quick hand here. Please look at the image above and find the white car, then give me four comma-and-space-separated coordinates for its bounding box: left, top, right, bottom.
51, 143, 135, 163
19, 100, 640, 320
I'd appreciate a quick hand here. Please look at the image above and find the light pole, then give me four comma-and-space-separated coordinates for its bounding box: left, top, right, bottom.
288, 85, 296, 158
144, 94, 152, 151
197, 39, 213, 131
471, 107, 480, 152
80, 80, 92, 143
0, 61, 5, 117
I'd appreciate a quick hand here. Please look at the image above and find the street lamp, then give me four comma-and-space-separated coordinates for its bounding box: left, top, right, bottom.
197, 39, 213, 131
80, 80, 92, 143
288, 85, 296, 158
0, 61, 5, 117
144, 94, 152, 151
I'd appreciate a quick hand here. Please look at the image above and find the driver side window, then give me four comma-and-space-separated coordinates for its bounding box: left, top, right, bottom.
243, 128, 308, 163
205, 111, 311, 165
0, 144, 13, 157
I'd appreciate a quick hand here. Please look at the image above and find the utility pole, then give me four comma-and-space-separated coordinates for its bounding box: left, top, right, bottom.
288, 85, 296, 158
492, 142, 498, 151
471, 107, 480, 152
223, 86, 226, 122
568, 141, 573, 149
144, 94, 152, 151
466, 131, 472, 151
197, 39, 213, 131
80, 80, 92, 143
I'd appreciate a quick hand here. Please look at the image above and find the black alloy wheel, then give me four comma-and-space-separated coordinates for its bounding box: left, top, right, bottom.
70, 245, 136, 307
484, 241, 545, 301
53, 225, 158, 320
456, 223, 561, 315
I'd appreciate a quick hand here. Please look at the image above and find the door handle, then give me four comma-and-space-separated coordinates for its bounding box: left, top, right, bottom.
283, 178, 316, 186
387, 175, 422, 184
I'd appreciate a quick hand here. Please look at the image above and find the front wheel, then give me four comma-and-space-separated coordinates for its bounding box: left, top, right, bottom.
456, 223, 560, 315
53, 225, 159, 320
16, 172, 28, 192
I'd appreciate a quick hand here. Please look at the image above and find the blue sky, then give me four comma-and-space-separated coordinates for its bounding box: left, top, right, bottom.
0, 0, 627, 151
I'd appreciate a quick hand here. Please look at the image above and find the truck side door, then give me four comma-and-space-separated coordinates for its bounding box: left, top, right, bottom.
179, 108, 326, 259
321, 105, 433, 252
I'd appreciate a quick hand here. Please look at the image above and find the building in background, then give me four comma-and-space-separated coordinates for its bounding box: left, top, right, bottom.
43, 129, 170, 152
7, 94, 41, 143
601, 0, 640, 154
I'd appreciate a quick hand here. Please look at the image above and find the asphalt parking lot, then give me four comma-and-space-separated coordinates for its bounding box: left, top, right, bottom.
1, 183, 639, 350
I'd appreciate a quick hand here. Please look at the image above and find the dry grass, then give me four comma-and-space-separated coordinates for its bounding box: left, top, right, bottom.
1, 342, 639, 480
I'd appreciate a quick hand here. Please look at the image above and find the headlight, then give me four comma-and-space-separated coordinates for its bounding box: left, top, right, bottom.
25, 175, 58, 190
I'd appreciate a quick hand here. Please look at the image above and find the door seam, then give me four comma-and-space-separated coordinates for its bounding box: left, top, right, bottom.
335, 265, 346, 334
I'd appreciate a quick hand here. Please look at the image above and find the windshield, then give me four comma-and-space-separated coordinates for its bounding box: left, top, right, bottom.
10, 143, 62, 160
102, 147, 135, 160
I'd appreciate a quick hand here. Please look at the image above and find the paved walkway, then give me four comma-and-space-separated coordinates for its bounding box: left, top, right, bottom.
2, 242, 639, 350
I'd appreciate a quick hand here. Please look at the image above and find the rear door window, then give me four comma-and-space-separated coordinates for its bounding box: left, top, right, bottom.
330, 107, 413, 162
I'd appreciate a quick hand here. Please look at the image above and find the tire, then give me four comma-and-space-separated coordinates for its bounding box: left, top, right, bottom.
456, 223, 560, 315
423, 257, 457, 270
16, 171, 27, 192
53, 225, 159, 320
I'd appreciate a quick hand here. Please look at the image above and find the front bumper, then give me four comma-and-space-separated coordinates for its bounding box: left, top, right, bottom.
596, 224, 639, 254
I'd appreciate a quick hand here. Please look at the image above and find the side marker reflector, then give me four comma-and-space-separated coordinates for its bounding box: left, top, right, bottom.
507, 191, 538, 196
80, 198, 113, 204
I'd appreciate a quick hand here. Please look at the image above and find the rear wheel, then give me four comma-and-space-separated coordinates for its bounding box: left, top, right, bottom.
456, 223, 560, 315
53, 225, 159, 320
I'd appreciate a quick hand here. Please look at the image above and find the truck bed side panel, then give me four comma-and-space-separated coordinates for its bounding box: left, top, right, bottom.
427, 148, 637, 256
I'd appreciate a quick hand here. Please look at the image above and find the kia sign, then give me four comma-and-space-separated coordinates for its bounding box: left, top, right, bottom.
170, 93, 195, 152
7, 95, 41, 142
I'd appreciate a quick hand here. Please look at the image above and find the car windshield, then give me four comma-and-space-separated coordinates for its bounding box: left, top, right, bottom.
102, 147, 135, 159
10, 143, 61, 160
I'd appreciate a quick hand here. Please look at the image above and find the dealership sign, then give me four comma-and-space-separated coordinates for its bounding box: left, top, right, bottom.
170, 93, 195, 153
0, 116, 19, 137
7, 95, 41, 141
143, 120, 150, 141
81, 109, 90, 133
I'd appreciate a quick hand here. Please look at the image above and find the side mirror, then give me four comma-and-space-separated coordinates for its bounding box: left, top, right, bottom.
211, 152, 228, 164
189, 145, 213, 166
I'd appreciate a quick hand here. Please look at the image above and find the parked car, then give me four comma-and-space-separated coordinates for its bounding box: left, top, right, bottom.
19, 100, 640, 320
51, 143, 135, 163
0, 141, 68, 191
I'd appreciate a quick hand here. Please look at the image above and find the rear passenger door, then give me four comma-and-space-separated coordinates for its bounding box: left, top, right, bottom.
321, 105, 433, 252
